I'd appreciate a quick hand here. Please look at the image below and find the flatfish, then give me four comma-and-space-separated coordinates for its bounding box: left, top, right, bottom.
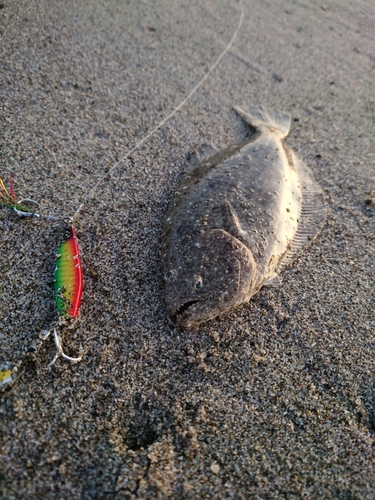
162, 105, 324, 328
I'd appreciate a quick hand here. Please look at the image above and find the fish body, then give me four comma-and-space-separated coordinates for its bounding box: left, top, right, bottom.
163, 105, 324, 328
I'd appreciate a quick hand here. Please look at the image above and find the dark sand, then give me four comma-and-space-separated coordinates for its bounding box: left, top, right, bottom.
1, 0, 374, 498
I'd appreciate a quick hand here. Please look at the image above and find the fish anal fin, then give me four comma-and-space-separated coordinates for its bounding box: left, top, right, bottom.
278, 152, 325, 271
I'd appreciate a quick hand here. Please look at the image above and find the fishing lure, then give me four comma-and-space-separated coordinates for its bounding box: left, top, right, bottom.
0, 369, 13, 387
0, 175, 82, 386
54, 226, 83, 318
44, 225, 83, 366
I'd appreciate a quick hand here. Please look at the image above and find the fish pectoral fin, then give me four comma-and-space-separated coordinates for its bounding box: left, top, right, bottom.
221, 200, 249, 243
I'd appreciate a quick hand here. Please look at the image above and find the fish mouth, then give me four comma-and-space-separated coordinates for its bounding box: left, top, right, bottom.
172, 289, 248, 328
174, 298, 222, 328
175, 300, 200, 319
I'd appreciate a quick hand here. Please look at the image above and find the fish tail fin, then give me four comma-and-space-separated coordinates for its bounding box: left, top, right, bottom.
233, 104, 291, 139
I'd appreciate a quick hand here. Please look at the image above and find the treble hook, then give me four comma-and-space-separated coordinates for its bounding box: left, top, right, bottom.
14, 199, 62, 220
44, 329, 82, 367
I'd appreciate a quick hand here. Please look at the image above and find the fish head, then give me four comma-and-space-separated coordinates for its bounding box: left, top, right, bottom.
164, 229, 257, 328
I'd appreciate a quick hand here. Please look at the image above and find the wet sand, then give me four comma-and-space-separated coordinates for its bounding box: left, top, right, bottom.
1, 0, 374, 497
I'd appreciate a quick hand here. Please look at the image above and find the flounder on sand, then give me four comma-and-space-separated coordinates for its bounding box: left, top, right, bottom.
162, 105, 324, 328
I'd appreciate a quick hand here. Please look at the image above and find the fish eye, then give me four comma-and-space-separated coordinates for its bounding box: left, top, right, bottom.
194, 276, 203, 289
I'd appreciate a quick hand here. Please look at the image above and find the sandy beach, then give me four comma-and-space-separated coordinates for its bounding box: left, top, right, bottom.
1, 0, 374, 497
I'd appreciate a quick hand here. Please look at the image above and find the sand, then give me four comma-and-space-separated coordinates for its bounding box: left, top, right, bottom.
1, 0, 374, 498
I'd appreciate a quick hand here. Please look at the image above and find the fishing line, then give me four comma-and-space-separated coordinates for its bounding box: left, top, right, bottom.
72, 0, 244, 221
0, 0, 244, 382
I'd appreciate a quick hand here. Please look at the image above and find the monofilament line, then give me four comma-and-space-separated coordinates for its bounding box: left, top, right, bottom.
72, 0, 244, 221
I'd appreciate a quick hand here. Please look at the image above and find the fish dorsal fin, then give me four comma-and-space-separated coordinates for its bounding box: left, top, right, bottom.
180, 142, 248, 195
278, 150, 325, 271
233, 104, 291, 139
189, 144, 218, 165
